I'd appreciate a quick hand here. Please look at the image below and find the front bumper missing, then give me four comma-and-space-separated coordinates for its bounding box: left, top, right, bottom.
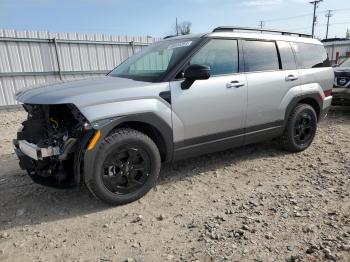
13, 139, 77, 188
17, 140, 60, 160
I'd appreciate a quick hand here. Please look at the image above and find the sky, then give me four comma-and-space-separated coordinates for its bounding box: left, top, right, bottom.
0, 0, 349, 39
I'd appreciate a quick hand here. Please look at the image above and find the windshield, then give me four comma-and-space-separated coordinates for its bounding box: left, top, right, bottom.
109, 38, 200, 82
339, 58, 350, 68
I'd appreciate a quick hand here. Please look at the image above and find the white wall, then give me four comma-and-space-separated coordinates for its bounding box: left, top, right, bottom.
324, 40, 350, 65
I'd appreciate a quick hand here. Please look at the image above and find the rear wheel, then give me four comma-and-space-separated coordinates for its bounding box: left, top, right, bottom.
86, 128, 161, 205
278, 104, 317, 152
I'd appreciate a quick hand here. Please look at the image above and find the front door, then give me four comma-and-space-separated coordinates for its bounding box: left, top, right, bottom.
170, 39, 247, 150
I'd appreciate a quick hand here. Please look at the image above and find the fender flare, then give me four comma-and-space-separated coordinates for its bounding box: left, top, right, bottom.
82, 113, 173, 184
283, 93, 323, 127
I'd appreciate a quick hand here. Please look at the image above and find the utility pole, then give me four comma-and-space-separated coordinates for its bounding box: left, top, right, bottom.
259, 21, 265, 29
176, 17, 179, 36
259, 21, 265, 33
325, 10, 333, 39
309, 0, 323, 38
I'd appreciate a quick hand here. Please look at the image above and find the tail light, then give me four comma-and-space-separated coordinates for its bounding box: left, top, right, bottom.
324, 89, 332, 98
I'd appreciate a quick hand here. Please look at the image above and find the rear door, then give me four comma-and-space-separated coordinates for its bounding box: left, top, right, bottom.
243, 40, 301, 131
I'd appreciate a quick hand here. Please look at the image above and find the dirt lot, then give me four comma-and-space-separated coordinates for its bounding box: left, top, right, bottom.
0, 107, 349, 262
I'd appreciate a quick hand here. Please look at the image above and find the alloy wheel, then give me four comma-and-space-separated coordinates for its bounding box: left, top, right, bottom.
293, 112, 315, 146
101, 145, 151, 194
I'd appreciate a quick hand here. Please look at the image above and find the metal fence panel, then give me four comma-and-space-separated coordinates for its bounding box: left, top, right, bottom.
324, 40, 350, 64
0, 29, 161, 106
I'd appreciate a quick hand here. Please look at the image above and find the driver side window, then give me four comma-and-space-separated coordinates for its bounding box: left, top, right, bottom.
190, 39, 238, 76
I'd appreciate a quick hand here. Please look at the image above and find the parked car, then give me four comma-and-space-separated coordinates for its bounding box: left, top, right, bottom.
333, 58, 350, 105
14, 27, 334, 205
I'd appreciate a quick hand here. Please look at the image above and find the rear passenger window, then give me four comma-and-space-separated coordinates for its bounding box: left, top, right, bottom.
190, 39, 238, 76
291, 43, 330, 69
277, 41, 297, 70
244, 41, 280, 72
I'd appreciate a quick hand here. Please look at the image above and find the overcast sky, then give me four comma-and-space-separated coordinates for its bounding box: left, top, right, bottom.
0, 0, 349, 39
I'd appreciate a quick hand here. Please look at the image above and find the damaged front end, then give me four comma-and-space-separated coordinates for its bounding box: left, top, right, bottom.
13, 104, 94, 188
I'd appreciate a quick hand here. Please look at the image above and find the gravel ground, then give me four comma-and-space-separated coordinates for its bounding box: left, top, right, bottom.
0, 107, 349, 262
0, 110, 26, 155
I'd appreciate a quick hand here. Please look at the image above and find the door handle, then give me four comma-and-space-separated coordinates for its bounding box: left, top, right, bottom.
285, 75, 298, 81
226, 81, 245, 88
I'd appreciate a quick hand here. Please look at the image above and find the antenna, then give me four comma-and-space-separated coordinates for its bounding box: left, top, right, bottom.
176, 17, 179, 36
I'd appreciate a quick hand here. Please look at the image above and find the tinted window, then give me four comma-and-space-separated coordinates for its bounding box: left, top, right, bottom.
291, 43, 330, 69
190, 39, 238, 76
244, 41, 280, 72
277, 41, 297, 70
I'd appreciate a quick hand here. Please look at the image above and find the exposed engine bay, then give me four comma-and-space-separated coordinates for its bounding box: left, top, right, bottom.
13, 104, 93, 187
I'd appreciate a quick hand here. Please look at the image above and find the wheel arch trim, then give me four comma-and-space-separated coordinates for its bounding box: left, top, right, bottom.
82, 113, 173, 185
283, 93, 323, 128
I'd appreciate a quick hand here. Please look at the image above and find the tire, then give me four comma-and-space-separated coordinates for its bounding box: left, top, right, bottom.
278, 103, 317, 152
86, 128, 161, 205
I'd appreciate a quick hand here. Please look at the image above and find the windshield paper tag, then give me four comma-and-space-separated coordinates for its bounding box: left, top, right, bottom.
167, 41, 192, 49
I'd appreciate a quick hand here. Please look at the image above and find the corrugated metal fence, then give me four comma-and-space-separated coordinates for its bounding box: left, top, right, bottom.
0, 29, 161, 106
324, 40, 350, 65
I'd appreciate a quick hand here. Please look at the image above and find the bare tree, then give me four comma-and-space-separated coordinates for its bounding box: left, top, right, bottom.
178, 21, 192, 35
346, 29, 350, 39
172, 20, 192, 36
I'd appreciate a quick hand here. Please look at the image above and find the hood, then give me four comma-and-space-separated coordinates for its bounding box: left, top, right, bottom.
334, 67, 350, 75
16, 76, 161, 108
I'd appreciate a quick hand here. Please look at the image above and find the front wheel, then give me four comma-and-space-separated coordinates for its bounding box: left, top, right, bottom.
86, 128, 161, 205
278, 104, 317, 152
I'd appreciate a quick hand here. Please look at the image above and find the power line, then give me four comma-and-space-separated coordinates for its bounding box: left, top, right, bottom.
289, 26, 312, 31
256, 6, 350, 38
260, 7, 350, 25
328, 21, 350, 26
323, 7, 350, 13
311, 21, 350, 27
264, 13, 312, 22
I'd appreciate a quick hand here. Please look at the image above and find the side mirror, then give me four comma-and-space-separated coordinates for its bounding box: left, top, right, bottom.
181, 64, 211, 90
184, 64, 211, 80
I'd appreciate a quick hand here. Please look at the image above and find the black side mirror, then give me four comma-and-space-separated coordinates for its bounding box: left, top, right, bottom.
181, 64, 211, 90
184, 64, 211, 80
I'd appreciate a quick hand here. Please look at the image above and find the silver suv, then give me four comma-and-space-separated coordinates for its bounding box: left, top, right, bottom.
14, 27, 334, 205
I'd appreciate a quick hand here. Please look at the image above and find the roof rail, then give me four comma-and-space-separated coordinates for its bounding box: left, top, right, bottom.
212, 26, 312, 38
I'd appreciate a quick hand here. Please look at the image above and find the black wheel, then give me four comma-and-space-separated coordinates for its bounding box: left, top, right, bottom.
86, 128, 161, 205
278, 104, 317, 152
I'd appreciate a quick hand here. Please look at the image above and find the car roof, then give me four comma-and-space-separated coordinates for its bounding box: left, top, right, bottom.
164, 31, 322, 45
207, 31, 322, 45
